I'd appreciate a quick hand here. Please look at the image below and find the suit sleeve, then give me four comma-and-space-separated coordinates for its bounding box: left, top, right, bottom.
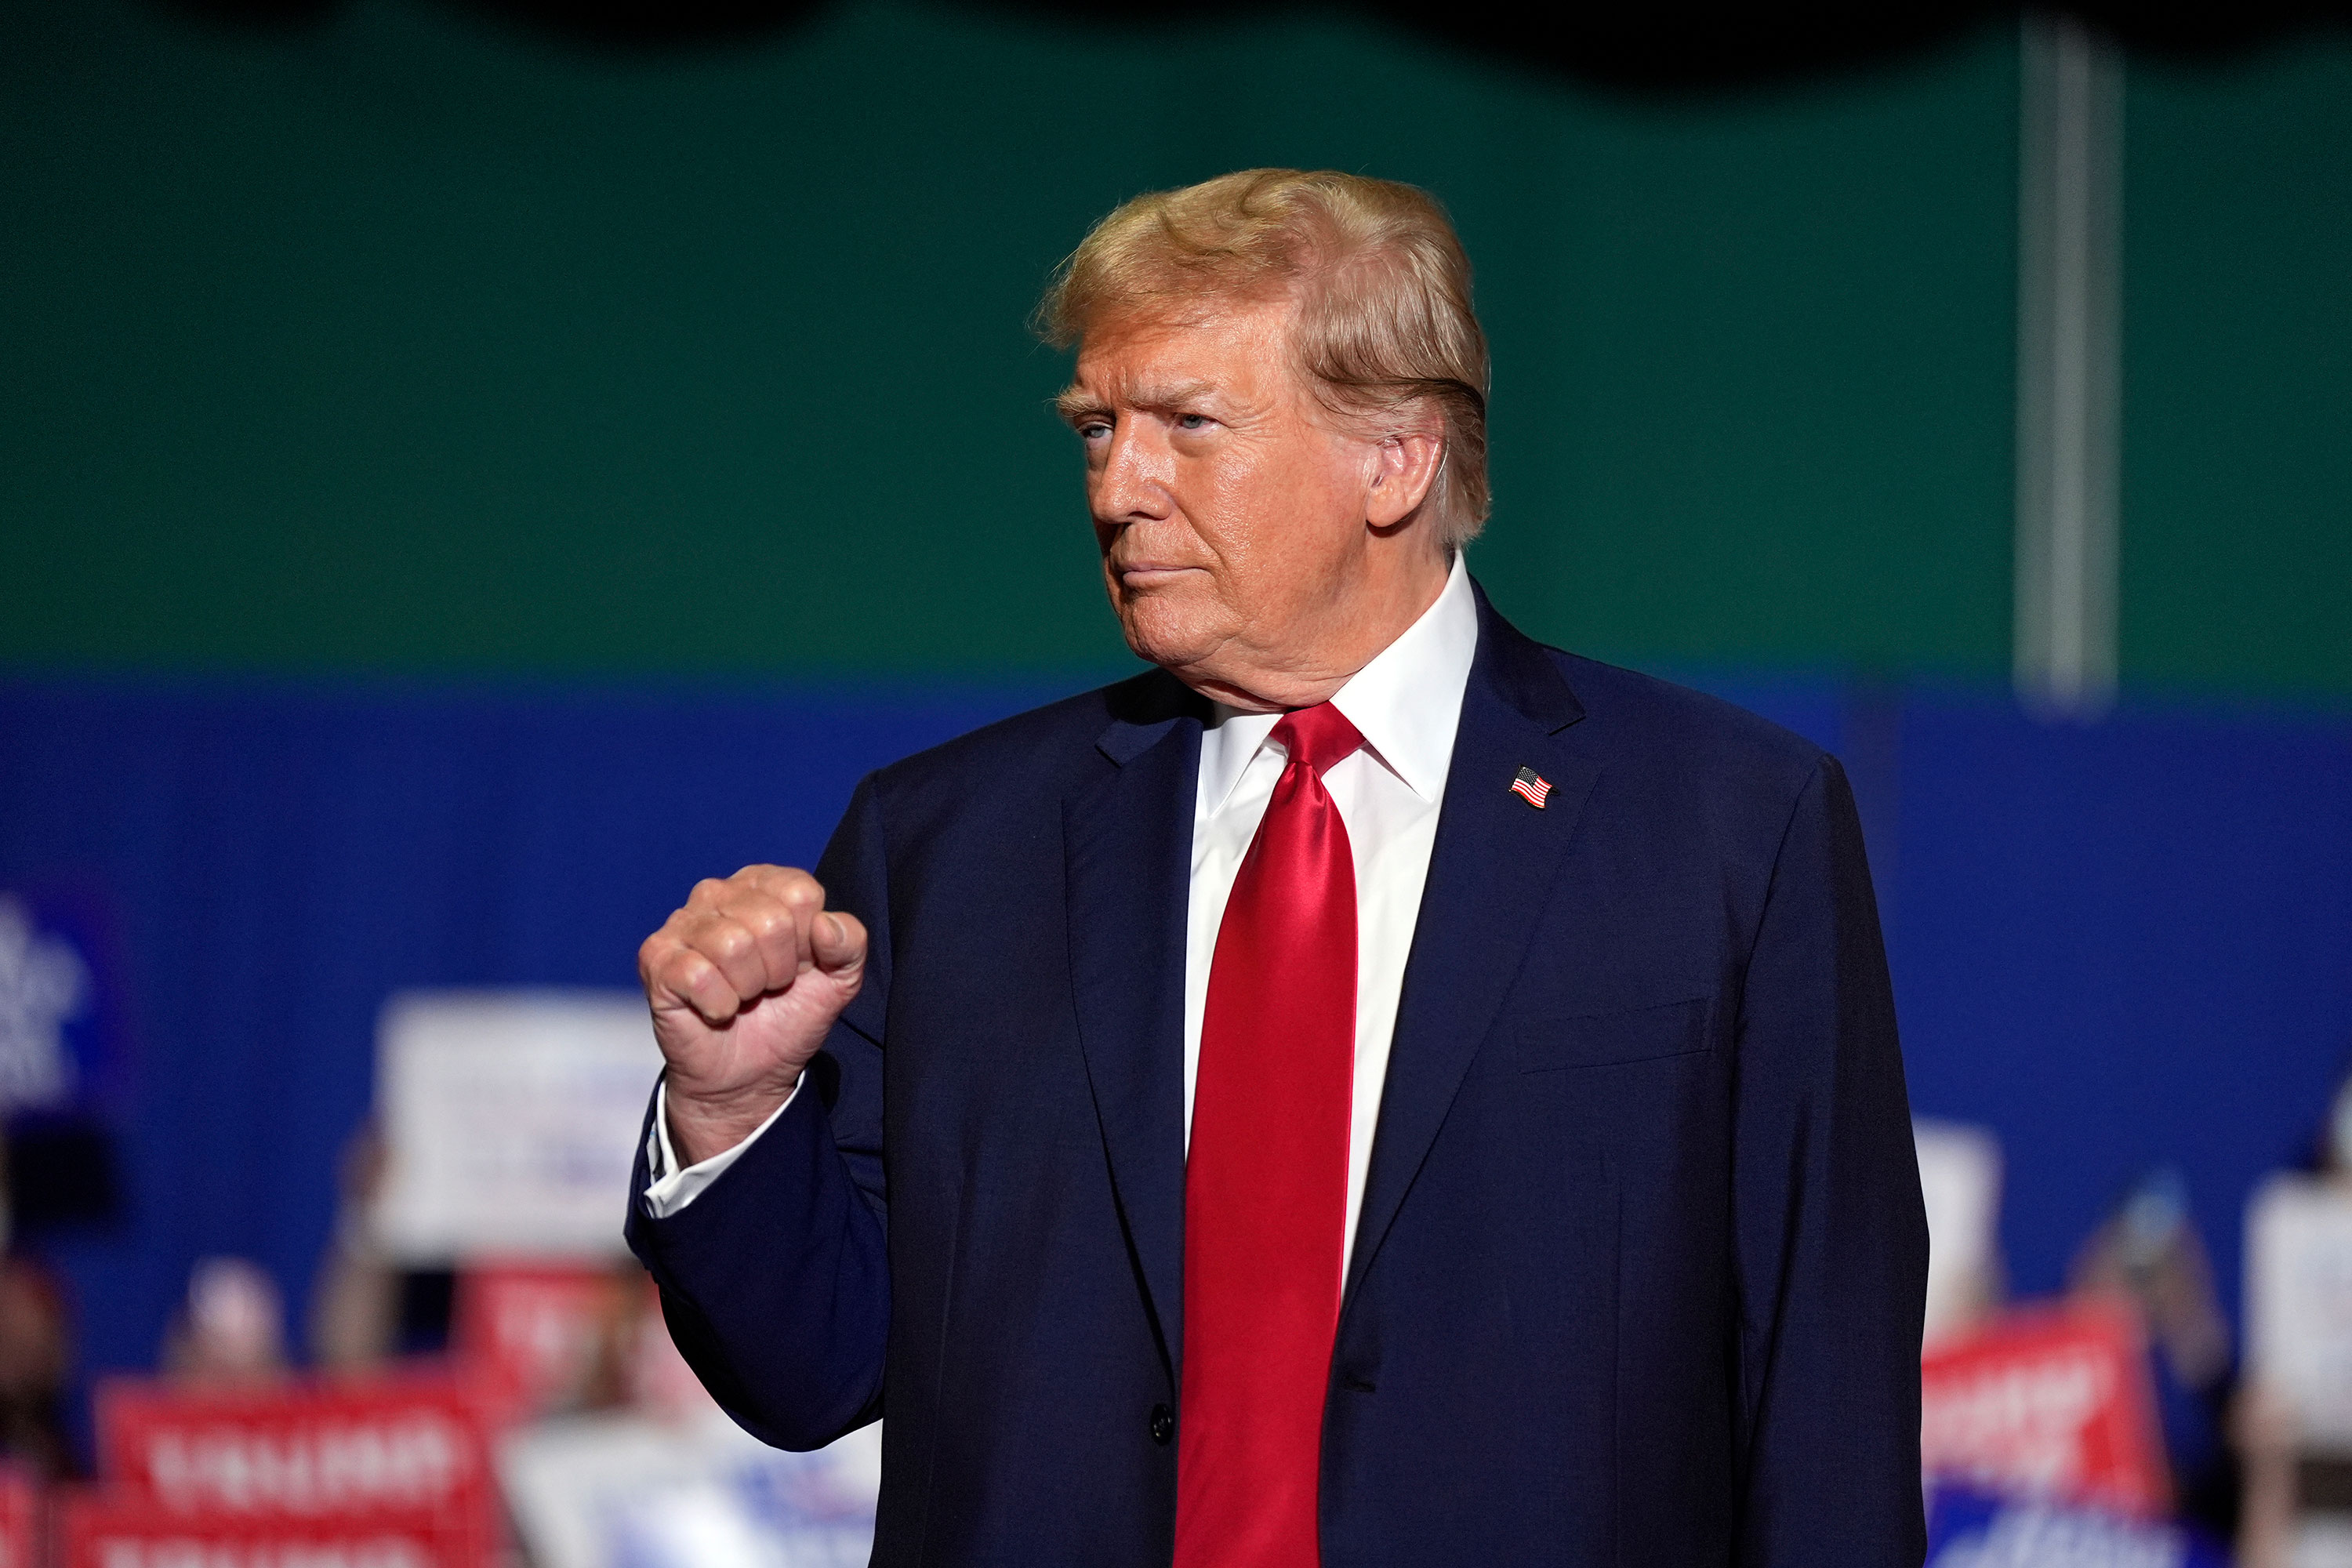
622, 773, 894, 1451
1732, 754, 1929, 1566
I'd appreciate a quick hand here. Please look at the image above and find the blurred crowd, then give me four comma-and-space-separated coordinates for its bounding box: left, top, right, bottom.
0, 1065, 2343, 1564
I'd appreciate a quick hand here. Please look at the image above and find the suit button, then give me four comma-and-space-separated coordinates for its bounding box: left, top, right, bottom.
1149, 1403, 1174, 1446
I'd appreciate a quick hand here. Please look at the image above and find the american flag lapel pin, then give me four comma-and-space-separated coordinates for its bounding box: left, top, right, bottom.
1510, 766, 1552, 809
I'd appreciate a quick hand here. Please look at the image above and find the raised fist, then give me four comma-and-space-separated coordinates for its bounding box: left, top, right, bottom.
637, 865, 868, 1167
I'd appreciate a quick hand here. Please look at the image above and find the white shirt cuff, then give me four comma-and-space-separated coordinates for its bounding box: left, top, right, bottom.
641, 1078, 799, 1219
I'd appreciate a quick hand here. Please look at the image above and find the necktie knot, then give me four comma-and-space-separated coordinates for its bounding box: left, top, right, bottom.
1271, 702, 1363, 778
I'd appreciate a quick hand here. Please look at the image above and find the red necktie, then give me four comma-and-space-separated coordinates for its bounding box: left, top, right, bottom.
1177, 702, 1363, 1568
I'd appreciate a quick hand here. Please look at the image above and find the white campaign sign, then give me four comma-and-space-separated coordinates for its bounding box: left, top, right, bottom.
500, 1410, 881, 1568
2248, 1173, 2352, 1450
373, 989, 661, 1265
1916, 1120, 2004, 1348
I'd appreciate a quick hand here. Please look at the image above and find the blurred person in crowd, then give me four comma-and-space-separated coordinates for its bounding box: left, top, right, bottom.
564, 1266, 637, 1414
0, 1255, 78, 1479
310, 1122, 466, 1370
309, 1123, 397, 1373
2069, 1167, 2239, 1533
2238, 1387, 2303, 1568
626, 169, 1928, 1566
2235, 1058, 2352, 1568
535, 1261, 656, 1418
546, 1259, 732, 1423
163, 1256, 287, 1387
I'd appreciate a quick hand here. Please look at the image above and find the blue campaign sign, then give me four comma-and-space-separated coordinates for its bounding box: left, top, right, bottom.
0, 883, 130, 1121
1926, 1489, 2227, 1568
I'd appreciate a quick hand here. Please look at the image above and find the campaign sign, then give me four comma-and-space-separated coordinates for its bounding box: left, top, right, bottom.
0, 1463, 38, 1568
1925, 1487, 2225, 1568
2245, 1173, 2352, 1447
449, 1263, 617, 1417
0, 884, 130, 1117
59, 1490, 462, 1568
499, 1411, 880, 1568
1919, 1304, 2169, 1518
1916, 1120, 2004, 1347
372, 990, 660, 1264
95, 1373, 496, 1564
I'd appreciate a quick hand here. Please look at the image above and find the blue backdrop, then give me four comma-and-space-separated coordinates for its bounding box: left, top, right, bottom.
2, 671, 2347, 1448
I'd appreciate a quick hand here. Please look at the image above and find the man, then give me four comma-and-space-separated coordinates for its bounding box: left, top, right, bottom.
626, 169, 1929, 1566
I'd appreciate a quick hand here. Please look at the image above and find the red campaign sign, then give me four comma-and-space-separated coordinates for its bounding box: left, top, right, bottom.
448, 1262, 616, 1417
0, 1463, 38, 1568
1919, 1301, 2171, 1519
59, 1490, 463, 1568
94, 1372, 498, 1562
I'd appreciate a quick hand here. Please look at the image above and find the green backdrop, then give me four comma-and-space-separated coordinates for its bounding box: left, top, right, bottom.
2, 0, 2344, 692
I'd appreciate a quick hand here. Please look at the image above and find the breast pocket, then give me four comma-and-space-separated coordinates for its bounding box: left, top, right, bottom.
1516, 996, 1713, 1073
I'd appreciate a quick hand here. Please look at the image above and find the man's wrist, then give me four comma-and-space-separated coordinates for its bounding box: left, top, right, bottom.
665, 1073, 804, 1168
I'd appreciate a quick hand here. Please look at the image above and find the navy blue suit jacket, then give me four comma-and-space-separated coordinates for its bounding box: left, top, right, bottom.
626, 587, 1929, 1566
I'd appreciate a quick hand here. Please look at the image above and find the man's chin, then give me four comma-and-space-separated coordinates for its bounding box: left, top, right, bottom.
1113, 603, 1222, 680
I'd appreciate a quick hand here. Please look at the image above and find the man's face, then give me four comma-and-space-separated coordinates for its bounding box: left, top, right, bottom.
1062, 296, 1396, 709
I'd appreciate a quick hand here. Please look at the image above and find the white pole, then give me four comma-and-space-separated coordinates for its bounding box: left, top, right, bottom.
2015, 12, 2122, 720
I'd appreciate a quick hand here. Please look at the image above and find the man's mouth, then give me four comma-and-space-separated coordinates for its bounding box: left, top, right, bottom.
1115, 563, 1201, 587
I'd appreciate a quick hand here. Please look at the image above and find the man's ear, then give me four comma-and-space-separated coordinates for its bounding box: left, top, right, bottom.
1367, 426, 1445, 528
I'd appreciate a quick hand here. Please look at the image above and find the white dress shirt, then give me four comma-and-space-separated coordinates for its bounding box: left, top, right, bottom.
1183, 553, 1475, 1276
644, 552, 1481, 1263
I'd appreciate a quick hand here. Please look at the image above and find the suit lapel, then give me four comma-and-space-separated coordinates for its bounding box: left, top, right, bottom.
1063, 672, 1203, 1376
1342, 590, 1599, 1306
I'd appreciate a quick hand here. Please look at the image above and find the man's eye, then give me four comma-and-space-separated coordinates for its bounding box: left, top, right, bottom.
1176, 414, 1211, 432
1078, 422, 1111, 441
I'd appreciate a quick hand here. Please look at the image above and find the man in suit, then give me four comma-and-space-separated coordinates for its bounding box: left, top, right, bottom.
626, 169, 1929, 1566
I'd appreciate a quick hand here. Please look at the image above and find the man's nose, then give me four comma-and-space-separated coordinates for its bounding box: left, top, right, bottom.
1093, 422, 1172, 523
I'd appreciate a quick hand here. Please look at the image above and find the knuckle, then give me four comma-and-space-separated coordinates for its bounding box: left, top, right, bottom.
741, 904, 793, 940
683, 955, 731, 1002
763, 866, 818, 900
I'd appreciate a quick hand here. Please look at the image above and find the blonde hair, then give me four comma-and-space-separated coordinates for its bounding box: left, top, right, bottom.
1036, 169, 1491, 548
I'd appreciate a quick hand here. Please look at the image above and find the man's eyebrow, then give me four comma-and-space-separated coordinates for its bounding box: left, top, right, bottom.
1132, 379, 1218, 411
1054, 380, 1220, 422
1054, 387, 1111, 423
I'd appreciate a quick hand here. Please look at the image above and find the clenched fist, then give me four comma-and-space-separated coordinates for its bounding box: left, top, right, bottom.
638, 865, 868, 1167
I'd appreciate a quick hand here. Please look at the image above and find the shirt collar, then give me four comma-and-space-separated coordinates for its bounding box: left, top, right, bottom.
1196, 551, 1479, 815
